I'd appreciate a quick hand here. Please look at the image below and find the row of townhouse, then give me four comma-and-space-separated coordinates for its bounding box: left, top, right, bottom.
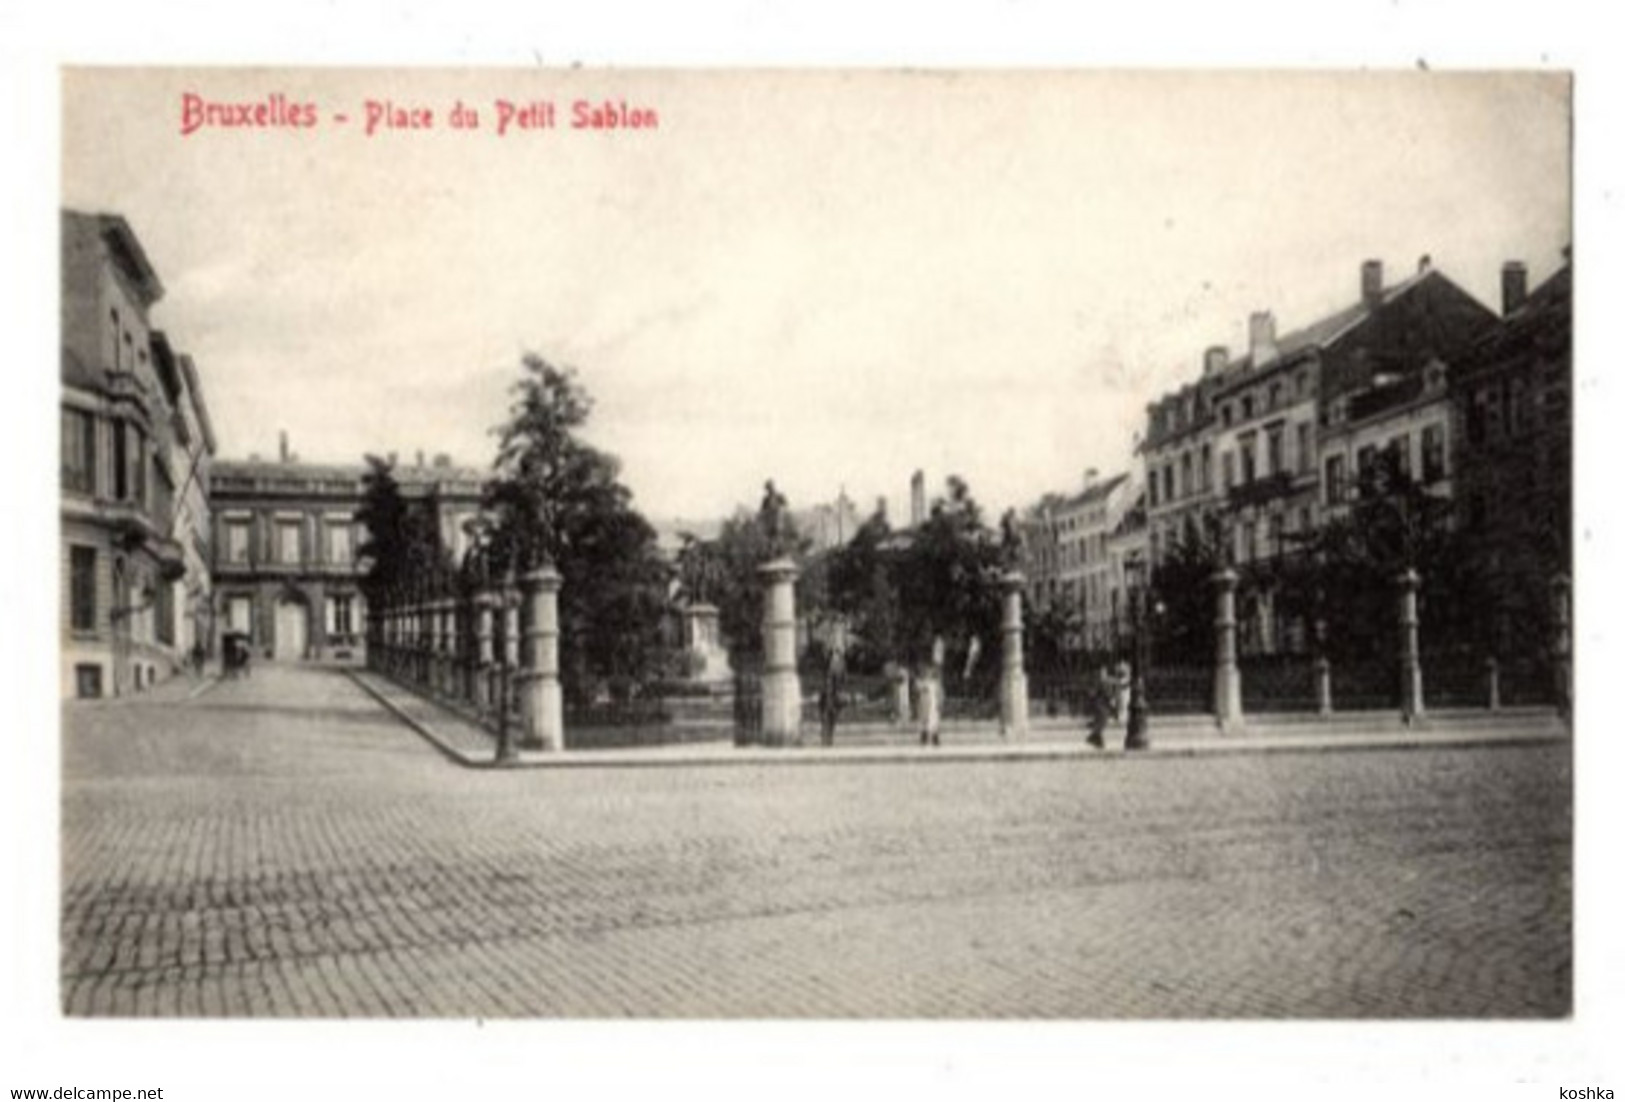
1136, 254, 1570, 656
1019, 252, 1571, 662
61, 208, 485, 699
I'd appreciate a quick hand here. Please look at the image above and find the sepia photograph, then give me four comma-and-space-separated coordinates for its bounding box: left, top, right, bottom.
10, 1, 1622, 1092
53, 65, 1575, 1025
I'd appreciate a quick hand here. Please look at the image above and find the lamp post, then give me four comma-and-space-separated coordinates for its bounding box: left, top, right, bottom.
1124, 553, 1150, 751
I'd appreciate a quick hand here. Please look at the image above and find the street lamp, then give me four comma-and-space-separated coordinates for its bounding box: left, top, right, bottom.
1123, 552, 1151, 751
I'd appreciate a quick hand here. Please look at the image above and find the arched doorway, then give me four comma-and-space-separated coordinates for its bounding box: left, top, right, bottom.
274, 595, 309, 661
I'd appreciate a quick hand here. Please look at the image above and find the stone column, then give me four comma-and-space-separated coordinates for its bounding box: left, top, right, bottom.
1551, 572, 1572, 721
473, 594, 494, 711
1485, 656, 1501, 712
758, 558, 802, 747
1316, 655, 1333, 717
1397, 568, 1424, 724
999, 571, 1030, 740
519, 566, 565, 752
1212, 568, 1243, 731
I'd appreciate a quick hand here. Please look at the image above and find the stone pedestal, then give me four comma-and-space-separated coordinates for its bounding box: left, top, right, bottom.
1397, 569, 1424, 724
999, 571, 1029, 740
1213, 569, 1243, 731
1315, 656, 1333, 717
519, 567, 565, 752
1485, 656, 1501, 712
758, 558, 802, 747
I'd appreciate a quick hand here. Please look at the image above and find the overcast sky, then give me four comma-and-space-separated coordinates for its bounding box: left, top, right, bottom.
62, 68, 1570, 523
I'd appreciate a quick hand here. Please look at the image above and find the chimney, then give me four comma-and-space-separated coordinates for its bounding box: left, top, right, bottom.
1502, 260, 1528, 316
432, 453, 451, 468
416, 449, 425, 468
1203, 345, 1229, 377
1248, 312, 1278, 366
1417, 254, 1433, 274
875, 495, 888, 523
279, 430, 290, 463
910, 470, 926, 527
1083, 467, 1099, 492
1361, 259, 1384, 308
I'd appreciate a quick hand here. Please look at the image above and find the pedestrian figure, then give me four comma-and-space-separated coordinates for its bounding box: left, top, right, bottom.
1086, 666, 1112, 748
1112, 659, 1131, 723
918, 663, 942, 747
819, 651, 845, 747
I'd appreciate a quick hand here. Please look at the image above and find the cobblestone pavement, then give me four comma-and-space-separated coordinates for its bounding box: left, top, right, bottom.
61, 664, 1571, 1018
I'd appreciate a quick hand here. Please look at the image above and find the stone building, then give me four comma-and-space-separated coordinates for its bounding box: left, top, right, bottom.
209, 446, 483, 662
1449, 256, 1572, 652
1139, 357, 1223, 570
1019, 470, 1136, 650
60, 210, 217, 699
1138, 256, 1500, 656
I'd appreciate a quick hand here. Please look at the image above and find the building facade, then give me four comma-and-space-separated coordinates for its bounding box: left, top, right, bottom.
1449, 256, 1572, 652
61, 210, 216, 699
1137, 256, 1500, 656
210, 448, 483, 662
1019, 471, 1136, 650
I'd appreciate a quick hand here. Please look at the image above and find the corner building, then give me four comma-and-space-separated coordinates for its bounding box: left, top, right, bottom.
61, 211, 217, 699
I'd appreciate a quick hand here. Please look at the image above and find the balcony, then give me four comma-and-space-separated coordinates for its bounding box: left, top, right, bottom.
213, 558, 362, 579
1226, 470, 1313, 509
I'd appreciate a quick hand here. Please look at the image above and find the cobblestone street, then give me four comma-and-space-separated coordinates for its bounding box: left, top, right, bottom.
61, 665, 1571, 1018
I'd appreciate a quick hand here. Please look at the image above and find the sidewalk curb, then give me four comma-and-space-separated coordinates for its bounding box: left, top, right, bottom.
345, 670, 492, 768
347, 670, 1568, 771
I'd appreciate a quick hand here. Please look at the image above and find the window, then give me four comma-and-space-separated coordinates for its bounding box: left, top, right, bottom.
1269, 382, 1281, 410
1180, 452, 1193, 499
328, 522, 353, 564
1266, 424, 1284, 477
1220, 404, 1233, 428
1239, 521, 1256, 564
1242, 395, 1254, 421
62, 408, 96, 494
70, 546, 97, 632
1148, 474, 1158, 508
1200, 444, 1212, 491
1422, 424, 1446, 483
1325, 454, 1346, 504
277, 521, 302, 565
228, 596, 253, 633
76, 664, 104, 699
331, 595, 355, 637
131, 428, 147, 506
108, 309, 121, 369
1356, 445, 1379, 496
1239, 433, 1257, 484
1391, 433, 1411, 480
113, 422, 129, 501
1299, 506, 1313, 534
1269, 514, 1284, 558
1162, 465, 1174, 504
155, 581, 174, 646
1222, 451, 1235, 490
1297, 423, 1313, 475
226, 522, 251, 564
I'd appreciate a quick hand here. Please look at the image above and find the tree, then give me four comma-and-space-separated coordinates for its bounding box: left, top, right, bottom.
482, 354, 671, 701
893, 475, 1002, 677
356, 453, 449, 609
1150, 520, 1222, 666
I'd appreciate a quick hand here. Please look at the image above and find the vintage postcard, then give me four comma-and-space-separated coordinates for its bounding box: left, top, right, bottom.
37, 53, 1601, 1098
